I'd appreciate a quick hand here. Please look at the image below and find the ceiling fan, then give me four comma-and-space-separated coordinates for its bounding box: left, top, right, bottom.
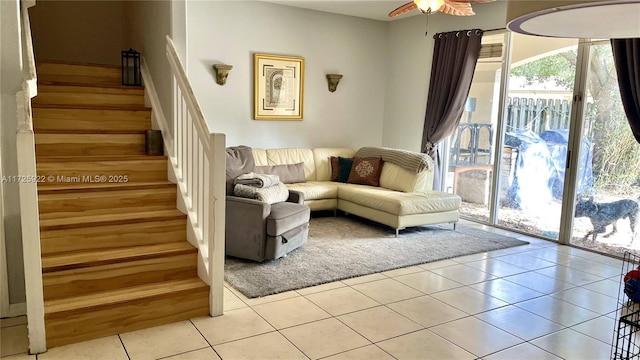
389, 0, 495, 17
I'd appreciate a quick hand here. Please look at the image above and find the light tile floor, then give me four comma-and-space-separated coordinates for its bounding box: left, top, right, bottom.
1, 221, 632, 360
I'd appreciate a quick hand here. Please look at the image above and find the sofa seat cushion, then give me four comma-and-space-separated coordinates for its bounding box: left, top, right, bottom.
267, 202, 310, 237
338, 184, 461, 216
286, 181, 338, 200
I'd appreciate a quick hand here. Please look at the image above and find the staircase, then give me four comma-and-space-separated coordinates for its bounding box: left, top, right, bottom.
33, 61, 210, 348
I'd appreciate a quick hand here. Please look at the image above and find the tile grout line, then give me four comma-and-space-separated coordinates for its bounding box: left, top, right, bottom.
117, 334, 131, 360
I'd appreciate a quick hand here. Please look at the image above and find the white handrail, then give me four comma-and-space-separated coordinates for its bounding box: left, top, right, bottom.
16, 0, 46, 353
165, 36, 225, 316
21, 0, 37, 98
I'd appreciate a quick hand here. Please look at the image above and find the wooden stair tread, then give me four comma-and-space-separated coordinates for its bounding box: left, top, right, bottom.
37, 60, 121, 69
42, 241, 196, 273
38, 83, 144, 92
38, 80, 143, 90
33, 103, 150, 111
38, 184, 175, 198
35, 129, 148, 135
35, 133, 145, 140
44, 278, 207, 315
35, 133, 146, 150
39, 209, 186, 231
38, 181, 175, 194
36, 155, 167, 162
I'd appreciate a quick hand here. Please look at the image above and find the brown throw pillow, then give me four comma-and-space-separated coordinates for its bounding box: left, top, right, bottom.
255, 162, 306, 184
347, 157, 383, 186
330, 156, 340, 182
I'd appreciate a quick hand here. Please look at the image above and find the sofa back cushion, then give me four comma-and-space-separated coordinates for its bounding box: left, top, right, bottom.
252, 148, 268, 166
379, 162, 433, 193
255, 163, 306, 184
265, 148, 316, 181
312, 148, 356, 181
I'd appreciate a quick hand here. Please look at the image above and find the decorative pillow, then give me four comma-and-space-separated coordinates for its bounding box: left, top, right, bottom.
347, 157, 383, 186
330, 156, 340, 182
338, 157, 353, 183
255, 162, 306, 184
225, 146, 255, 195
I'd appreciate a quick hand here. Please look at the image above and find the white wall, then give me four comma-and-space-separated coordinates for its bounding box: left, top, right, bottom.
29, 1, 126, 65
1, 0, 26, 306
171, 0, 187, 74
125, 0, 173, 132
383, 1, 509, 152
186, 1, 388, 149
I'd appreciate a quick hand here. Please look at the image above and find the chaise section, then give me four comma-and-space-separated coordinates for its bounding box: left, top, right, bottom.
337, 184, 460, 216
337, 184, 460, 234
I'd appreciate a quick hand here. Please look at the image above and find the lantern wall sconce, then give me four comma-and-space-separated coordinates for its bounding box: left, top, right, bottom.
121, 48, 141, 86
212, 64, 233, 86
326, 74, 343, 92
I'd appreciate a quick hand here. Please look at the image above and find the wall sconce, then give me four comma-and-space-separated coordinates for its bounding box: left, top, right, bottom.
326, 74, 343, 92
212, 64, 233, 86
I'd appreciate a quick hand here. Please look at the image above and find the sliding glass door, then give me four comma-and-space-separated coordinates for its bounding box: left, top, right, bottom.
495, 34, 579, 240
447, 32, 638, 257
448, 32, 579, 241
569, 40, 640, 257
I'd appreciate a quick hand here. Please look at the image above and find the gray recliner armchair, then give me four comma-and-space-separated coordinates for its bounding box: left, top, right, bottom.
225, 146, 310, 262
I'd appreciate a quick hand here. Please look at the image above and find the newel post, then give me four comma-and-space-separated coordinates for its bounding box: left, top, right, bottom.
209, 133, 226, 317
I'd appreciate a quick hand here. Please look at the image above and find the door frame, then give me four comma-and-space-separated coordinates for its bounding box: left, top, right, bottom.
558, 39, 591, 245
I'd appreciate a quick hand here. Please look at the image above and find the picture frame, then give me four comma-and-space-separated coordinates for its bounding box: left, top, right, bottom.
254, 53, 304, 120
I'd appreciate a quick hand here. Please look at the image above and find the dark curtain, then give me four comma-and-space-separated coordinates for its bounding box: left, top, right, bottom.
421, 29, 482, 190
611, 38, 640, 143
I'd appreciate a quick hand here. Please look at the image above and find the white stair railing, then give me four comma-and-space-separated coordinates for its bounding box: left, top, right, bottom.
16, 0, 46, 353
165, 36, 225, 316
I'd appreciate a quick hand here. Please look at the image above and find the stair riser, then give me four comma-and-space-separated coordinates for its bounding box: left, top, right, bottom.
37, 63, 121, 86
40, 219, 187, 255
33, 108, 151, 132
43, 253, 197, 301
35, 134, 146, 156
33, 92, 145, 107
36, 160, 168, 185
38, 188, 177, 218
45, 287, 209, 348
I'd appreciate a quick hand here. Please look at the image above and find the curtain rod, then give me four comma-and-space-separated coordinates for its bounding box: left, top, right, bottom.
482, 27, 507, 33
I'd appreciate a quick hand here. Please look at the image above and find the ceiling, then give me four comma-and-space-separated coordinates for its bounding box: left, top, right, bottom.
260, 1, 418, 21
507, 1, 640, 39
261, 0, 640, 39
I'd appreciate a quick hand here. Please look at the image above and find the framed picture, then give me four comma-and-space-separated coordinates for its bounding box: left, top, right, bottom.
254, 53, 304, 120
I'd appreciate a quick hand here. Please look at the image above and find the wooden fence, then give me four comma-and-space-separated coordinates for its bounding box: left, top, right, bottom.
506, 97, 594, 136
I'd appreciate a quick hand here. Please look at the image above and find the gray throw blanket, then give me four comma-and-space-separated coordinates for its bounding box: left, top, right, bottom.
233, 182, 289, 204
234, 172, 280, 188
355, 146, 433, 173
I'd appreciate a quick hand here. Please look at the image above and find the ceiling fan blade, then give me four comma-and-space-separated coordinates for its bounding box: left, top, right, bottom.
440, 1, 475, 16
449, 0, 495, 3
389, 1, 417, 17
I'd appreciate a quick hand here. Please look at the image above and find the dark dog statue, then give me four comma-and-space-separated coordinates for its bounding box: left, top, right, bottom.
574, 197, 638, 242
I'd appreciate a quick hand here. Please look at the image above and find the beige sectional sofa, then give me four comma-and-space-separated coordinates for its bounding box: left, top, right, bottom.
252, 147, 461, 236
